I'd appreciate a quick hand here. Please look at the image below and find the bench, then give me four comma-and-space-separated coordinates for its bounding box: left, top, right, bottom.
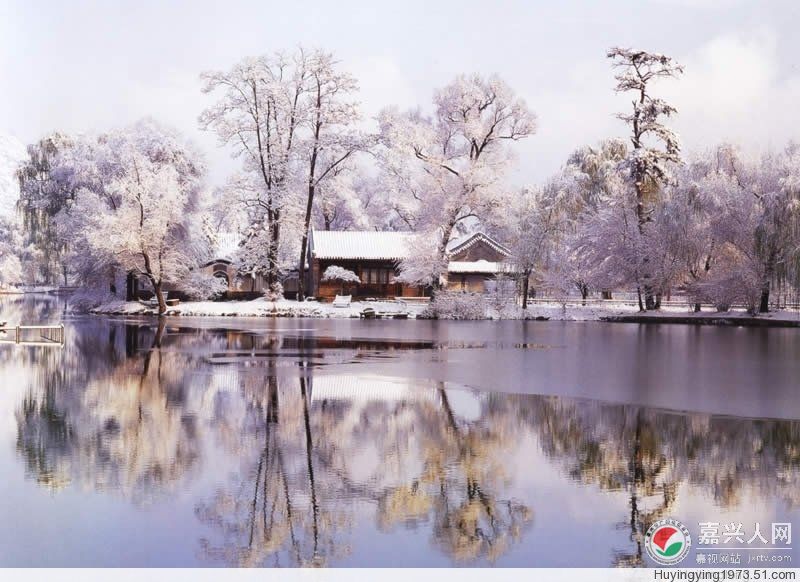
332, 294, 352, 308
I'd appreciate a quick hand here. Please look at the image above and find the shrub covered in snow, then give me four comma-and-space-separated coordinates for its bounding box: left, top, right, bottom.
182, 271, 228, 301
420, 291, 488, 320
68, 288, 119, 313
264, 281, 284, 302
688, 248, 763, 314
322, 265, 360, 283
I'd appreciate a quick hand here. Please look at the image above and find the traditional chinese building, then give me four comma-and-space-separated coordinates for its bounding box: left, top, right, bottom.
197, 232, 270, 297
305, 230, 425, 300
306, 229, 514, 301
445, 232, 514, 293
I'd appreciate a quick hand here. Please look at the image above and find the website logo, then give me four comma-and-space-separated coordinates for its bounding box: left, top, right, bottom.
645, 518, 692, 566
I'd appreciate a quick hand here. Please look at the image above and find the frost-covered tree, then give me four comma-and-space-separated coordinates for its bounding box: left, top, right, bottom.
314, 170, 374, 231
607, 47, 684, 310
200, 51, 308, 294
379, 74, 536, 289
74, 121, 207, 314
15, 133, 78, 285
296, 50, 365, 300
654, 146, 740, 311
717, 145, 800, 312
503, 182, 566, 309
0, 216, 24, 287
201, 48, 367, 299
548, 140, 629, 301
396, 234, 448, 290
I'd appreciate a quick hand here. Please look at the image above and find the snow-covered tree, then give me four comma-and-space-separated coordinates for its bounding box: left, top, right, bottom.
15, 133, 77, 284
74, 120, 207, 314
379, 74, 536, 289
396, 234, 448, 289
607, 47, 684, 310
314, 170, 374, 231
0, 216, 24, 287
295, 50, 365, 300
503, 182, 566, 309
201, 48, 367, 300
713, 145, 800, 312
546, 140, 629, 301
200, 51, 309, 294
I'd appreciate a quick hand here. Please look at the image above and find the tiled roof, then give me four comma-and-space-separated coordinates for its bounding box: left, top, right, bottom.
446, 231, 511, 257
311, 230, 417, 260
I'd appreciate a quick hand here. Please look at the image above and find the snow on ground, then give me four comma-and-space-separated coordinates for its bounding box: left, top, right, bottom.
86, 296, 800, 324
90, 297, 426, 319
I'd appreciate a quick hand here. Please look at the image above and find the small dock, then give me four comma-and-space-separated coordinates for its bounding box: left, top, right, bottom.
0, 323, 66, 347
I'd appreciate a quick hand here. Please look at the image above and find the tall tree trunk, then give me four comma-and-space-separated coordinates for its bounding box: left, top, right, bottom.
145, 277, 167, 315
154, 280, 167, 315
521, 272, 530, 310
142, 251, 167, 315
633, 146, 657, 311
759, 252, 777, 314
266, 220, 281, 294
759, 286, 770, 314
297, 178, 316, 301
126, 272, 136, 301
431, 221, 457, 299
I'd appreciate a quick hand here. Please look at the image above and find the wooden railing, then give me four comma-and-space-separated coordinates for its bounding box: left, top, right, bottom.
0, 324, 65, 347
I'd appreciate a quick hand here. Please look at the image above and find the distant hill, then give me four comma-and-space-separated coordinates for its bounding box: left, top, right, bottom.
0, 133, 26, 220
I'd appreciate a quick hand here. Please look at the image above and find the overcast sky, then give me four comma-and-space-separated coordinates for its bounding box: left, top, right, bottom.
2, 0, 799, 187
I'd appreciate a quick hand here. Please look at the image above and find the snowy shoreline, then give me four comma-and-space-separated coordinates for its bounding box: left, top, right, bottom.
85, 297, 800, 326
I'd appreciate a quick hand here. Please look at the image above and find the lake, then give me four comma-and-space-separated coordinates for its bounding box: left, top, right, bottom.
1, 294, 798, 567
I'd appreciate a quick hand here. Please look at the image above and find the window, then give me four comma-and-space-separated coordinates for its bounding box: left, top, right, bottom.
361, 268, 390, 284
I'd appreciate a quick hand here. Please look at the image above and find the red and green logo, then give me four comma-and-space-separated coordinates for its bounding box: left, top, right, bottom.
645, 519, 692, 565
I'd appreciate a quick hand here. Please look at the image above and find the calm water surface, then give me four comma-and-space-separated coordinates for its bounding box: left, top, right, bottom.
1, 295, 799, 567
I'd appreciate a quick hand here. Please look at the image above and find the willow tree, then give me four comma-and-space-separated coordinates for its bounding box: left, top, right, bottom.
16, 134, 75, 285
607, 48, 684, 310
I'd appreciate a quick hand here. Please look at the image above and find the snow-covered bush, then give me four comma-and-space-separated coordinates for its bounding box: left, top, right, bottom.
0, 253, 23, 288
322, 265, 360, 284
688, 248, 762, 314
485, 275, 518, 316
68, 288, 118, 313
420, 291, 488, 320
183, 271, 228, 301
321, 265, 360, 295
265, 281, 284, 302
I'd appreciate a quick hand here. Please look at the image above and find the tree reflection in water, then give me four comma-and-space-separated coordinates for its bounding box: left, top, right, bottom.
515, 396, 800, 566
7, 311, 800, 566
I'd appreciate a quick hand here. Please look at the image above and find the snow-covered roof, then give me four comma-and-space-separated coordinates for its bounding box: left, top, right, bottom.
446, 231, 511, 257
448, 260, 514, 274
311, 230, 416, 260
